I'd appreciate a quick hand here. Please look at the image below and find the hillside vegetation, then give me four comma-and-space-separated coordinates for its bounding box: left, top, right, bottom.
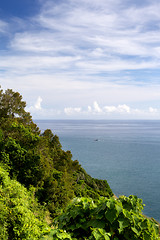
0, 87, 159, 239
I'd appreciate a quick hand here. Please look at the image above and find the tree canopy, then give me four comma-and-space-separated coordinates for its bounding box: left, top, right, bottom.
0, 86, 39, 133
0, 87, 113, 218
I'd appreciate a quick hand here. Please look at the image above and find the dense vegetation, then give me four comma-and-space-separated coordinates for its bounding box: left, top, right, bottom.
0, 165, 49, 239
0, 86, 159, 239
42, 196, 159, 240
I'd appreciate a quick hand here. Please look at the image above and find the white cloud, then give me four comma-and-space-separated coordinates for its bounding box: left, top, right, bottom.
83, 102, 131, 115
24, 98, 160, 119
26, 97, 42, 112
33, 0, 160, 63
88, 106, 92, 112
94, 103, 131, 114
149, 107, 158, 113
87, 101, 102, 114
35, 96, 42, 110
2, 0, 160, 78
104, 105, 117, 113
93, 101, 102, 113
10, 32, 75, 53
117, 104, 131, 113
61, 102, 160, 119
7, 0, 160, 68
64, 107, 81, 115
26, 96, 62, 119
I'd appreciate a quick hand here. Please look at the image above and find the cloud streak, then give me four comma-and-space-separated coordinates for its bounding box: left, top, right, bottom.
4, 0, 160, 74
0, 20, 8, 33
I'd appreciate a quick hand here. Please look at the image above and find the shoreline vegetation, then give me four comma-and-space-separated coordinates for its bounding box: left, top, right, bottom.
0, 86, 160, 239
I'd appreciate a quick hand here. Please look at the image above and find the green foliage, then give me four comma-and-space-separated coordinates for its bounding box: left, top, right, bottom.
118, 194, 144, 213
0, 165, 49, 240
89, 228, 111, 240
73, 168, 113, 199
0, 88, 26, 119
0, 87, 39, 133
0, 129, 3, 140
0, 132, 42, 187
41, 229, 73, 240
51, 196, 160, 240
10, 122, 40, 149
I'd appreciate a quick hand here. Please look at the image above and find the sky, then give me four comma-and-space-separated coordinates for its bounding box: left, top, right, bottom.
1, 0, 160, 119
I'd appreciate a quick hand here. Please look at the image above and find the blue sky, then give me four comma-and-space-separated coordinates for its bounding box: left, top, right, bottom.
1, 0, 160, 119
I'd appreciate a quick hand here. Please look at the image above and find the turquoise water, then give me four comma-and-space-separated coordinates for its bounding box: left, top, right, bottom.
35, 120, 160, 221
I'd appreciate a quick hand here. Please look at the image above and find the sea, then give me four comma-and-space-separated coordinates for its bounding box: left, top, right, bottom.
35, 120, 160, 222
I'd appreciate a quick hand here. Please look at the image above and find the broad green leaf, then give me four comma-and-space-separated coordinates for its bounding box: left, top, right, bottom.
118, 218, 130, 233
131, 227, 140, 236
115, 204, 122, 215
105, 208, 117, 223
91, 228, 111, 240
87, 219, 106, 228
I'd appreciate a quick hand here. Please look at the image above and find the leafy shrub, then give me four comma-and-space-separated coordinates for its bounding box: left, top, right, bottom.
49, 196, 160, 240
0, 166, 49, 240
41, 229, 73, 240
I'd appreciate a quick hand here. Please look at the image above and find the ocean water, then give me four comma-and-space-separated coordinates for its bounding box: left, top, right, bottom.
35, 120, 160, 222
